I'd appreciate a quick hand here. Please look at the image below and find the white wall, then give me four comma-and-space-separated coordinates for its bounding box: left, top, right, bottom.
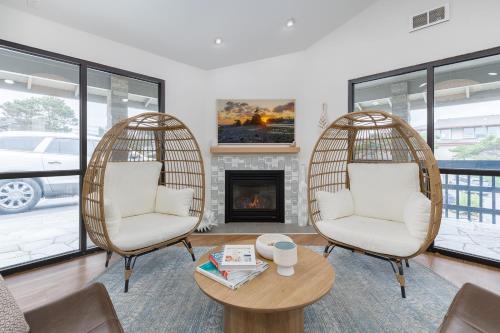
0, 4, 209, 151
208, 0, 500, 161
207, 51, 305, 148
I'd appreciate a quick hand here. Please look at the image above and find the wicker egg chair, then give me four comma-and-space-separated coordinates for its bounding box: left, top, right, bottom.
82, 112, 204, 292
308, 110, 442, 297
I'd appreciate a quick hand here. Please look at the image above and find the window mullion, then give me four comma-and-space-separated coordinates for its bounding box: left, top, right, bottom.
426, 65, 435, 152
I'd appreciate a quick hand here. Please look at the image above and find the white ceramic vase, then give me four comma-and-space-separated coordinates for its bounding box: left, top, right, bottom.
273, 241, 298, 277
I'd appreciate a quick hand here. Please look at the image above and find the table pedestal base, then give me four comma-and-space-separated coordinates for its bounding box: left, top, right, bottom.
224, 305, 304, 333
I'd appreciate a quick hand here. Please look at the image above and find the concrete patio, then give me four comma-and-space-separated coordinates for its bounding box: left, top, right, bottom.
435, 218, 500, 261
0, 197, 79, 269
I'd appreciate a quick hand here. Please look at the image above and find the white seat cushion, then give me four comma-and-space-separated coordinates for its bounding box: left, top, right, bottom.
104, 161, 162, 218
348, 163, 420, 222
110, 213, 198, 251
316, 215, 422, 257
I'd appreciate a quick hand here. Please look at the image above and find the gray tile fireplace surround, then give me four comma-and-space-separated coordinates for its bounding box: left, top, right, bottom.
211, 154, 300, 224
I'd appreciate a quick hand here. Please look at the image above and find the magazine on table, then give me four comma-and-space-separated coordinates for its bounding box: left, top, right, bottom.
196, 259, 268, 290
220, 244, 257, 270
208, 251, 231, 279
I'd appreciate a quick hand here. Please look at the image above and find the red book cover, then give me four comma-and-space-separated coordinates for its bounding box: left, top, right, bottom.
209, 251, 229, 279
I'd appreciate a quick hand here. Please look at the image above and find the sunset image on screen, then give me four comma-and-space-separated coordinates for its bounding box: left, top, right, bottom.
217, 99, 295, 144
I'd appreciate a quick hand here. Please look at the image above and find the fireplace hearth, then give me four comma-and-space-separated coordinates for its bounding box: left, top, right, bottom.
225, 170, 284, 223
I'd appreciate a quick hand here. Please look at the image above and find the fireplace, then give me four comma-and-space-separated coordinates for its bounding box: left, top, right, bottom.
225, 170, 284, 223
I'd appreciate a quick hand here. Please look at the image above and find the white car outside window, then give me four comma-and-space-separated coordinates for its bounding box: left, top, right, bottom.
0, 131, 100, 214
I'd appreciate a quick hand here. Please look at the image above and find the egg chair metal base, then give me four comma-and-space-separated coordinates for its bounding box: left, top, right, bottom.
323, 243, 335, 258
123, 255, 138, 293
105, 251, 112, 268
322, 240, 407, 298
182, 239, 196, 262
388, 259, 406, 299
120, 237, 196, 293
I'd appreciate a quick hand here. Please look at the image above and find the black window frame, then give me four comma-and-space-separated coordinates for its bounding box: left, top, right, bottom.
348, 45, 500, 268
0, 39, 165, 275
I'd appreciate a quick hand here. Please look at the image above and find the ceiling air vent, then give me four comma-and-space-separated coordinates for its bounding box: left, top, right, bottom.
410, 4, 449, 32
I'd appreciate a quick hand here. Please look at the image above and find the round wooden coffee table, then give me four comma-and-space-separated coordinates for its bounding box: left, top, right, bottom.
194, 241, 335, 333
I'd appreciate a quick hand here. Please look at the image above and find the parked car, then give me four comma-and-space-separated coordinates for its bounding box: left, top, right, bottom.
0, 131, 101, 214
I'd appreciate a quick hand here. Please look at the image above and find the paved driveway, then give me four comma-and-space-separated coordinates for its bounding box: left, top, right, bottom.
0, 196, 79, 269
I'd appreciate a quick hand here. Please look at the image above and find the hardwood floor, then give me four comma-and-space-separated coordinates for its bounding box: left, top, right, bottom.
4, 234, 500, 312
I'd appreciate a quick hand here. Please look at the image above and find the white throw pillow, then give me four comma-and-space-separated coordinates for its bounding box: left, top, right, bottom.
104, 161, 162, 218
104, 199, 121, 237
348, 163, 420, 222
155, 186, 194, 217
0, 275, 29, 333
315, 189, 354, 220
404, 192, 431, 240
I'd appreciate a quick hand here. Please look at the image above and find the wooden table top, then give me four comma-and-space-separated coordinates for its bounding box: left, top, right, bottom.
194, 240, 335, 312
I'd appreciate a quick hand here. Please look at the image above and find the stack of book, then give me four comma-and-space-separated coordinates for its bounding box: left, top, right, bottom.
196, 244, 269, 290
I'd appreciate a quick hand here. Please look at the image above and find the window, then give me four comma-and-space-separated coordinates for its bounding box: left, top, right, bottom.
0, 41, 164, 273
463, 127, 475, 139
350, 46, 500, 265
0, 136, 43, 151
0, 48, 79, 173
353, 70, 427, 140
0, 176, 80, 268
434, 53, 500, 171
88, 139, 99, 156
440, 129, 451, 139
475, 127, 487, 138
488, 126, 500, 136
451, 128, 463, 140
86, 68, 158, 160
46, 138, 79, 155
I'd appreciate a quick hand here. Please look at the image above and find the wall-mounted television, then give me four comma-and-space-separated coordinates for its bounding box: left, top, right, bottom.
217, 99, 295, 144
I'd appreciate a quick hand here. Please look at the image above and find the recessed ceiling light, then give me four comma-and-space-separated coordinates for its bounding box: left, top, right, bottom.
285, 18, 295, 28
122, 98, 128, 102
488, 72, 498, 76
4, 79, 14, 85
214, 37, 223, 45
419, 82, 427, 87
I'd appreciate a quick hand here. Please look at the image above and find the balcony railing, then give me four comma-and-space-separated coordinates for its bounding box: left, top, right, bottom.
441, 173, 499, 224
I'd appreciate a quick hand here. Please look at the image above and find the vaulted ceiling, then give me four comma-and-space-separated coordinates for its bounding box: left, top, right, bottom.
0, 0, 375, 69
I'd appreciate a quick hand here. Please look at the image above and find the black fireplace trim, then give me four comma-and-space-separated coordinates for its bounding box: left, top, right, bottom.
225, 170, 285, 223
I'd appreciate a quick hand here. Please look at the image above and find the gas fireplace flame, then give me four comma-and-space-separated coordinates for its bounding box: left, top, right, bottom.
245, 195, 263, 209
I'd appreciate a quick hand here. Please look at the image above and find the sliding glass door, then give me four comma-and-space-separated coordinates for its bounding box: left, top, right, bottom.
0, 40, 163, 273
353, 70, 428, 140
350, 47, 500, 266
0, 48, 80, 269
433, 55, 500, 261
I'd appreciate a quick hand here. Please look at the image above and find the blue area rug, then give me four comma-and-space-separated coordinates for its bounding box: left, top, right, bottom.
94, 247, 457, 332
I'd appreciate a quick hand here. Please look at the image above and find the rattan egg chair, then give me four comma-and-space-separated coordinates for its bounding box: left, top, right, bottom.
308, 111, 442, 298
82, 112, 204, 292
